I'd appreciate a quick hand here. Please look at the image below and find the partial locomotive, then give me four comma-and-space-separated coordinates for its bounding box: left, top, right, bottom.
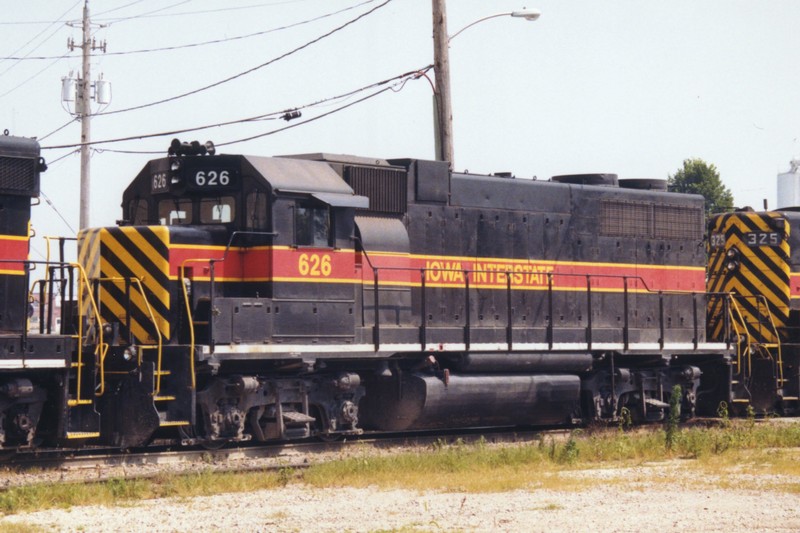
0, 133, 98, 449
707, 209, 800, 413
66, 139, 734, 448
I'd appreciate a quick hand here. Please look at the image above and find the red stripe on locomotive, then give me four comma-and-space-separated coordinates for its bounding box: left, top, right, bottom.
0, 235, 28, 273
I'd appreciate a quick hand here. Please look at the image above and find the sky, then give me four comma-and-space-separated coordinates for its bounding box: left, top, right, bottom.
2, 0, 800, 261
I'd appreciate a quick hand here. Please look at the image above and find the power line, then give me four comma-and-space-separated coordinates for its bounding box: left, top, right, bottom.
0, 51, 73, 99
93, 0, 149, 18
40, 190, 78, 237
39, 118, 80, 142
0, 0, 82, 26
217, 85, 401, 147
42, 66, 432, 151
0, 0, 80, 78
0, 0, 378, 60
98, 0, 317, 23
36, 148, 81, 237
0, 0, 312, 25
91, 0, 394, 117
99, 0, 192, 24
46, 149, 81, 165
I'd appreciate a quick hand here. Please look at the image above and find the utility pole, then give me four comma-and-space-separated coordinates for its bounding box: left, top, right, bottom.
64, 0, 107, 230
431, 3, 540, 168
431, 0, 454, 167
78, 0, 91, 230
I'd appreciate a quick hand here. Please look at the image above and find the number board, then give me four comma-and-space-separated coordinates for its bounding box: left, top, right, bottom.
151, 171, 170, 193
187, 168, 238, 190
149, 157, 240, 193
709, 232, 725, 249
744, 232, 781, 247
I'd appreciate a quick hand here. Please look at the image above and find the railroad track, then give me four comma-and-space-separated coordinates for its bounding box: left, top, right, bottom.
0, 426, 572, 487
6, 417, 785, 487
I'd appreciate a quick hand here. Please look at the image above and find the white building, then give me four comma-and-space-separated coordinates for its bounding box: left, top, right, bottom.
777, 159, 800, 208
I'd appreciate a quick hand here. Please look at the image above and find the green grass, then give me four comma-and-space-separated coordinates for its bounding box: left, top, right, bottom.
0, 419, 799, 518
301, 421, 800, 491
0, 470, 284, 517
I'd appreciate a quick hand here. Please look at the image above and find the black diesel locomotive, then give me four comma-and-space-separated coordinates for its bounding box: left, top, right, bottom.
68, 140, 735, 448
3, 135, 779, 451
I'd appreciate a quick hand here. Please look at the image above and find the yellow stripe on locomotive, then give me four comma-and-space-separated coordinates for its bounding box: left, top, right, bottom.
77, 226, 171, 344
707, 211, 790, 343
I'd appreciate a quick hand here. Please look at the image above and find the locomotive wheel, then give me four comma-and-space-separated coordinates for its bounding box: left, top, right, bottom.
316, 432, 343, 443
178, 423, 228, 450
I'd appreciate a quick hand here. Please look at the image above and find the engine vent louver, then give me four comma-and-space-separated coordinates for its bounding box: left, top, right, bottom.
0, 156, 36, 193
601, 200, 702, 240
344, 165, 407, 214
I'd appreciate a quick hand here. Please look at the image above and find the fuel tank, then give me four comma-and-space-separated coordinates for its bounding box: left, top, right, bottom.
360, 373, 581, 431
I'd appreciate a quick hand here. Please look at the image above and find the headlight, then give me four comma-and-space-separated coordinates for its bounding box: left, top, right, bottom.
123, 346, 137, 361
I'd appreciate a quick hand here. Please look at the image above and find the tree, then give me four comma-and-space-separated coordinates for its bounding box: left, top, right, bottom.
668, 158, 734, 215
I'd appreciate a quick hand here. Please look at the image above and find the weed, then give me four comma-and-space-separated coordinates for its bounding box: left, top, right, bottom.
665, 385, 682, 451
617, 407, 632, 432
278, 467, 294, 487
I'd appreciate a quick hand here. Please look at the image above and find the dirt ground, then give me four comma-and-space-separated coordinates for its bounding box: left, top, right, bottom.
2, 462, 799, 532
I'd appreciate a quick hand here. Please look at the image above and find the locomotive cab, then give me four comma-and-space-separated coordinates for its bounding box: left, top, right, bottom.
85, 147, 369, 348
78, 145, 371, 446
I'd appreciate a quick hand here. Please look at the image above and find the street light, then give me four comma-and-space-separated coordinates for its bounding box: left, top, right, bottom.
431, 3, 541, 167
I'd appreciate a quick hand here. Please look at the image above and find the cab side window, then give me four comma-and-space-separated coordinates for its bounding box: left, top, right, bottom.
295, 201, 330, 247
158, 199, 193, 225
200, 196, 235, 224
130, 198, 148, 225
245, 191, 269, 230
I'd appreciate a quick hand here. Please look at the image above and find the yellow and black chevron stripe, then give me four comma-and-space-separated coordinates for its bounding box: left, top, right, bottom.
707, 212, 790, 343
79, 226, 171, 344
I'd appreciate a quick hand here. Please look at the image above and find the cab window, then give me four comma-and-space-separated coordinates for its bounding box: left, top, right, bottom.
158, 199, 193, 225
295, 202, 330, 247
200, 196, 235, 224
245, 191, 269, 230
130, 198, 148, 225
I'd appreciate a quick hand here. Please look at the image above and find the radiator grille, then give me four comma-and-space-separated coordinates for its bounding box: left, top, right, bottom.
601, 200, 702, 240
345, 165, 407, 214
0, 156, 36, 192
654, 204, 703, 240
601, 201, 651, 237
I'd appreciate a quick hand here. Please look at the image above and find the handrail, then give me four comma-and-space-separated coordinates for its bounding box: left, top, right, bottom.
178, 260, 207, 390
71, 263, 106, 401
363, 263, 705, 351
754, 294, 784, 384
722, 293, 785, 385
15, 258, 106, 403
726, 296, 751, 378
92, 276, 163, 395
